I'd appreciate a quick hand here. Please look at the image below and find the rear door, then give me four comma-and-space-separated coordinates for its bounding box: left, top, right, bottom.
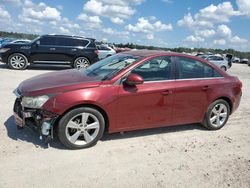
172, 56, 223, 125
53, 37, 77, 62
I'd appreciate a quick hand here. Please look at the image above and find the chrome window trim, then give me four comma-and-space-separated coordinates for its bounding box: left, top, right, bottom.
38, 38, 91, 48
143, 77, 224, 84
175, 77, 224, 81
117, 76, 224, 85
83, 39, 91, 48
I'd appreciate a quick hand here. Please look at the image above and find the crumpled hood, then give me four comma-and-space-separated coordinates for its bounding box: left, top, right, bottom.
18, 69, 101, 96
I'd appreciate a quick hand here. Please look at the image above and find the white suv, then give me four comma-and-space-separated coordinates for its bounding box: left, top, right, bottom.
204, 55, 229, 71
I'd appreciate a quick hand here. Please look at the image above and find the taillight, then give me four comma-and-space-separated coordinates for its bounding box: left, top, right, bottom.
95, 50, 99, 55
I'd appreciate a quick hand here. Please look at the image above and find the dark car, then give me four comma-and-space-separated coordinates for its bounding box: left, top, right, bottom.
0, 34, 99, 70
13, 50, 242, 149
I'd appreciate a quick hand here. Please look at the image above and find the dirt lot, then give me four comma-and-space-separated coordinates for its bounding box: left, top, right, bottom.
0, 63, 249, 188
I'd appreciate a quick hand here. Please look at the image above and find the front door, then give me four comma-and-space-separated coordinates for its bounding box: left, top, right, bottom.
30, 36, 58, 62
114, 56, 175, 131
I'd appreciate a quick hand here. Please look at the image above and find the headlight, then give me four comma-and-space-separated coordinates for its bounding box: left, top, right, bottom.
21, 95, 50, 108
0, 48, 10, 53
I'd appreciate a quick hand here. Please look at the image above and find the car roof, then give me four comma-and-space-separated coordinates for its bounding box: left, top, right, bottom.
43, 34, 95, 41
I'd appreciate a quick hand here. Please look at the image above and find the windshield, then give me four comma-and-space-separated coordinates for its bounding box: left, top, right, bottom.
31, 36, 40, 43
83, 53, 141, 80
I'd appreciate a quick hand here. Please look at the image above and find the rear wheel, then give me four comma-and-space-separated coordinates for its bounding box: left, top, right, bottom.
203, 99, 230, 130
58, 107, 105, 149
220, 66, 227, 71
8, 53, 28, 70
73, 57, 90, 69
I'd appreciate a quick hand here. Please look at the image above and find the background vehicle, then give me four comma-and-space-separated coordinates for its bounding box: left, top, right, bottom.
232, 56, 240, 63
97, 45, 116, 59
10, 39, 31, 44
0, 38, 14, 48
0, 34, 98, 70
13, 51, 242, 149
240, 58, 249, 64
203, 55, 229, 71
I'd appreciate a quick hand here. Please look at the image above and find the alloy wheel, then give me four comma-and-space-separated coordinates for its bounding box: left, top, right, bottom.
74, 58, 90, 69
209, 103, 228, 128
10, 55, 26, 69
65, 112, 100, 146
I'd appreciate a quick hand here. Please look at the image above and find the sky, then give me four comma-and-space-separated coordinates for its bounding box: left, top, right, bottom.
0, 0, 249, 51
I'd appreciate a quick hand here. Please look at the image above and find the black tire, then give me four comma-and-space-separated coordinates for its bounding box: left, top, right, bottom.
203, 99, 230, 130
8, 53, 28, 70
220, 66, 227, 71
58, 107, 105, 149
73, 57, 90, 69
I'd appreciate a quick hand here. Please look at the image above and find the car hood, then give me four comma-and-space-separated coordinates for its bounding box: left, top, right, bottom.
18, 69, 102, 96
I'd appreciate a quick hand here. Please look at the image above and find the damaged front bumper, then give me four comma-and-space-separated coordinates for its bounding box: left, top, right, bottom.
13, 98, 59, 139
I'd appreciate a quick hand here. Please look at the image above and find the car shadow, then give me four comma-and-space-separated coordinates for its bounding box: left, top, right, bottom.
5, 115, 207, 149
4, 116, 65, 149
0, 63, 71, 71
101, 123, 207, 141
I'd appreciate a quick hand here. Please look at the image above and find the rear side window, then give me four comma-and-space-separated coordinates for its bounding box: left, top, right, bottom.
86, 40, 96, 48
56, 37, 73, 46
98, 45, 111, 50
39, 37, 57, 45
176, 57, 223, 79
73, 39, 89, 47
48, 38, 90, 47
208, 56, 224, 61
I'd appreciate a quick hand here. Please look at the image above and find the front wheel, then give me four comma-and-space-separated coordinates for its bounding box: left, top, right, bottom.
58, 107, 105, 149
203, 99, 230, 130
73, 57, 90, 69
8, 53, 28, 70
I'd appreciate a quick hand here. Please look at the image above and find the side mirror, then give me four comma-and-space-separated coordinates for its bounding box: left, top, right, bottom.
125, 73, 144, 86
35, 40, 40, 46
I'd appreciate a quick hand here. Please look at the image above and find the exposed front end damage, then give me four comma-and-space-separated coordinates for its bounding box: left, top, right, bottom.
13, 97, 59, 142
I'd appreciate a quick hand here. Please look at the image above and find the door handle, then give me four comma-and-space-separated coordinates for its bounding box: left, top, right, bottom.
161, 90, 173, 95
71, 49, 77, 51
49, 48, 56, 50
202, 86, 210, 91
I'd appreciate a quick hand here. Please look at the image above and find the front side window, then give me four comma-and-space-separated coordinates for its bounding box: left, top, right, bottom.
131, 56, 172, 82
176, 57, 223, 79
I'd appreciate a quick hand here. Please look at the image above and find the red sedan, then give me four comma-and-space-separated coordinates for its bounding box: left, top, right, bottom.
13, 50, 242, 149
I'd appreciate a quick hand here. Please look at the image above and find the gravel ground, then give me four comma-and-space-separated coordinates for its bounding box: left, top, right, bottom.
0, 63, 249, 188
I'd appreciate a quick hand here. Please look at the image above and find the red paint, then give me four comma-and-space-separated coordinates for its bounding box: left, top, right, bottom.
18, 51, 242, 133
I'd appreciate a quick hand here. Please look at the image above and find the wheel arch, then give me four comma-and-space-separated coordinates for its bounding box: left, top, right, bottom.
214, 96, 233, 114
72, 56, 91, 68
8, 52, 29, 62
54, 103, 109, 132
73, 56, 90, 63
